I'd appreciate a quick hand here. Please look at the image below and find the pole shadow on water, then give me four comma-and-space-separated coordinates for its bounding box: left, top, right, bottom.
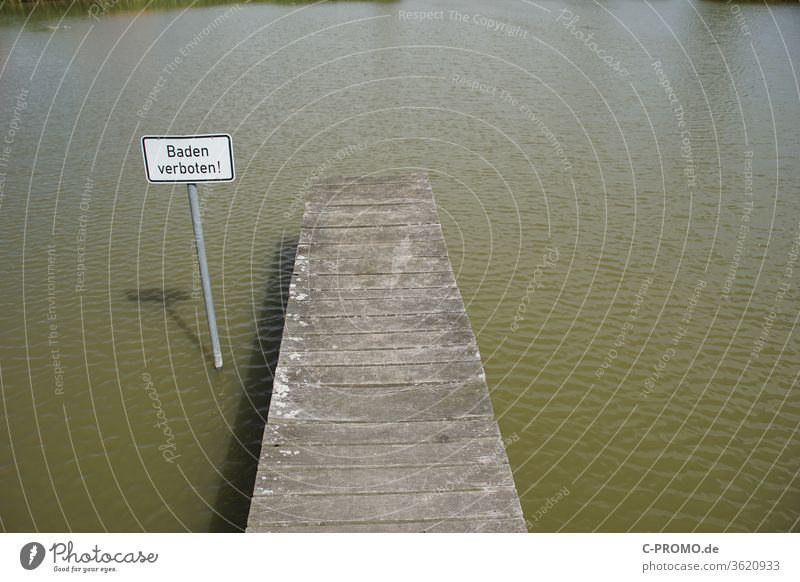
125, 288, 201, 348
209, 234, 298, 532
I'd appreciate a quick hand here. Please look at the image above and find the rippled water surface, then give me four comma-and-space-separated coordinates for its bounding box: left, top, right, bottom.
1, 0, 799, 531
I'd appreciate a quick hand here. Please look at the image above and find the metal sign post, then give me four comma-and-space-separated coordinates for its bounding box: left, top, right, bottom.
141, 134, 235, 369
187, 183, 223, 368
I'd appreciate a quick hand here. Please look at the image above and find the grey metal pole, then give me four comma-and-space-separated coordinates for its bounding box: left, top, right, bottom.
187, 183, 223, 369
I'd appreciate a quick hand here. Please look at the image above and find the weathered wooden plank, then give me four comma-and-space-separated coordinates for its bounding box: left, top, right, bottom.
259, 439, 507, 468
299, 240, 448, 259
247, 488, 522, 526
303, 209, 438, 228
282, 328, 474, 351
290, 286, 458, 302
306, 194, 431, 207
299, 224, 444, 244
293, 272, 458, 291
288, 296, 465, 318
272, 378, 487, 398
280, 345, 479, 367
300, 256, 452, 275
262, 418, 502, 446
247, 518, 527, 533
253, 463, 515, 496
268, 381, 493, 422
306, 198, 434, 211
312, 174, 427, 186
281, 361, 486, 386
306, 192, 431, 207
283, 312, 471, 335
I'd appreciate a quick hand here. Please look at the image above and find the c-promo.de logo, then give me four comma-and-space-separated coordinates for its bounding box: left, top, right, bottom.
20, 542, 46, 570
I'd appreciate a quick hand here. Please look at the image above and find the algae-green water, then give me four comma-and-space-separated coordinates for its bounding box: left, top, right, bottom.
1, 0, 798, 531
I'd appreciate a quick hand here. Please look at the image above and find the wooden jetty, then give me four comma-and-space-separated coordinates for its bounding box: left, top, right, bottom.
246, 173, 525, 532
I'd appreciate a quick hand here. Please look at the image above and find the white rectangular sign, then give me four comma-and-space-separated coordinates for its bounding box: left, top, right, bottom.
141, 134, 234, 183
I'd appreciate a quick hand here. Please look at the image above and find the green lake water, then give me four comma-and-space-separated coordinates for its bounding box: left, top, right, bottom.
1, 0, 799, 531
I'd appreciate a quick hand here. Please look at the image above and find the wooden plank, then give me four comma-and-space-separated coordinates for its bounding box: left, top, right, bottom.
301, 256, 453, 275
312, 173, 428, 191
306, 198, 434, 211
298, 258, 451, 277
280, 345, 480, 367
299, 240, 448, 259
247, 518, 527, 533
247, 173, 524, 532
271, 378, 487, 397
268, 381, 493, 422
253, 463, 515, 496
259, 439, 507, 468
291, 286, 459, 302
262, 418, 502, 446
303, 209, 438, 228
247, 488, 522, 526
280, 361, 486, 386
299, 224, 444, 245
306, 194, 431, 207
283, 312, 471, 335
282, 329, 474, 351
293, 272, 458, 290
288, 296, 465, 318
